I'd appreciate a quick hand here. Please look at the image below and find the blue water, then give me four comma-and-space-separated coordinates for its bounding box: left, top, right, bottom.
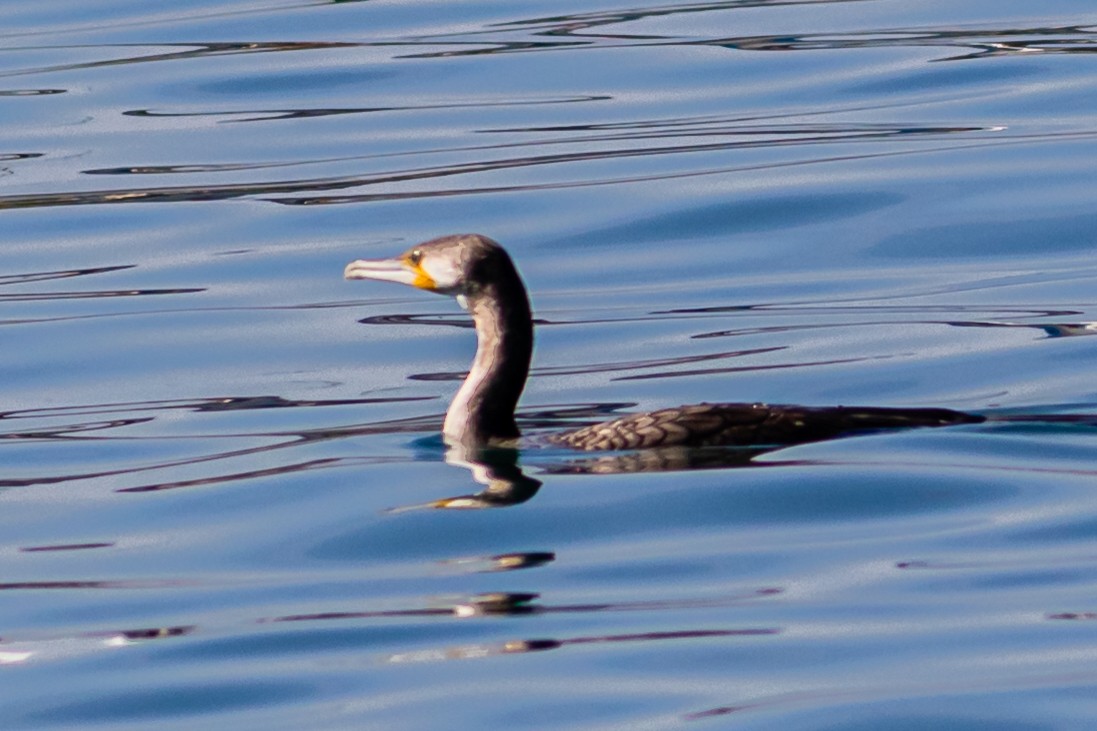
3, 1, 1097, 728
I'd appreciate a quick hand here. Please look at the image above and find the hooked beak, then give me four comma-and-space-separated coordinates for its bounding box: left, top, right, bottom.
344, 257, 436, 290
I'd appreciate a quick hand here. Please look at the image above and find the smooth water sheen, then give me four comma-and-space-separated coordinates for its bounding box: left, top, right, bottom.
3, 1, 1097, 728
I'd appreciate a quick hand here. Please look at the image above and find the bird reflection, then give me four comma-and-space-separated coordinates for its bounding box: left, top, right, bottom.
387, 438, 796, 511
401, 401, 1097, 512
386, 444, 544, 511
540, 444, 777, 475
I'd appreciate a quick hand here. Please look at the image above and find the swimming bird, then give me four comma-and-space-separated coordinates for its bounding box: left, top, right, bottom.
344, 234, 984, 450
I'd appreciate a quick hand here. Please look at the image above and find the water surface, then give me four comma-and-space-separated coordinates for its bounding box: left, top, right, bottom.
3, 1, 1097, 728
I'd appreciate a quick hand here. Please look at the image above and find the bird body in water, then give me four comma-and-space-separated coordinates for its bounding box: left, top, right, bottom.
344, 234, 984, 450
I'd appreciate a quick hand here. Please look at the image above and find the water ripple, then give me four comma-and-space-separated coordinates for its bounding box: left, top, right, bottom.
0, 395, 437, 490
399, 13, 1097, 62
0, 287, 203, 302
0, 88, 64, 96
4, 2, 1097, 727
0, 41, 354, 79
0, 265, 134, 286
116, 94, 609, 126
11, 124, 1095, 211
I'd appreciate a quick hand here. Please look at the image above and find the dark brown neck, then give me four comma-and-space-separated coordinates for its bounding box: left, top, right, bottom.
442, 276, 533, 446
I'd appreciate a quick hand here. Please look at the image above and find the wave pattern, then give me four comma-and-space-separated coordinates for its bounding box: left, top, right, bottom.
1, 10, 1094, 210
3, 1, 1097, 729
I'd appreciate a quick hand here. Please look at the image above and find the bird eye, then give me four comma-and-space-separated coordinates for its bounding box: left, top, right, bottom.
407, 249, 423, 266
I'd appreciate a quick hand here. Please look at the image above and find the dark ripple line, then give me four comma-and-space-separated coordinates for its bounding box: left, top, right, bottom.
0, 89, 64, 96
272, 586, 780, 623
270, 132, 1097, 207
567, 628, 777, 644
383, 626, 779, 664
0, 417, 154, 440
114, 94, 610, 127
0, 411, 445, 489
790, 453, 1097, 480
899, 553, 1097, 572
666, 302, 1085, 316
482, 121, 991, 142
477, 0, 867, 38
673, 264, 1097, 310
0, 435, 296, 489
358, 312, 474, 330
374, 24, 1097, 65
704, 24, 1097, 62
0, 579, 183, 590
3, 15, 1092, 79
0, 396, 444, 493
19, 542, 113, 553
11, 127, 1095, 211
3, 125, 1092, 221
0, 41, 355, 79
360, 301, 1094, 335
3, 296, 1081, 331
612, 353, 897, 381
116, 456, 343, 493
0, 298, 398, 327
398, 17, 1097, 61
482, 0, 788, 34
0, 396, 433, 436
1048, 613, 1097, 621
0, 265, 133, 286
410, 346, 785, 382
0, 394, 413, 420
948, 321, 1097, 339
693, 317, 1097, 340
0, 123, 1013, 210
80, 112, 992, 179
0, 287, 202, 302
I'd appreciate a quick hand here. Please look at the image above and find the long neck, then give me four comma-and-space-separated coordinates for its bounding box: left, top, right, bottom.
442, 279, 533, 446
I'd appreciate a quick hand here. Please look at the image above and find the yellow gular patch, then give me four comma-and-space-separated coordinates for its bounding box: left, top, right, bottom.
407, 259, 437, 290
